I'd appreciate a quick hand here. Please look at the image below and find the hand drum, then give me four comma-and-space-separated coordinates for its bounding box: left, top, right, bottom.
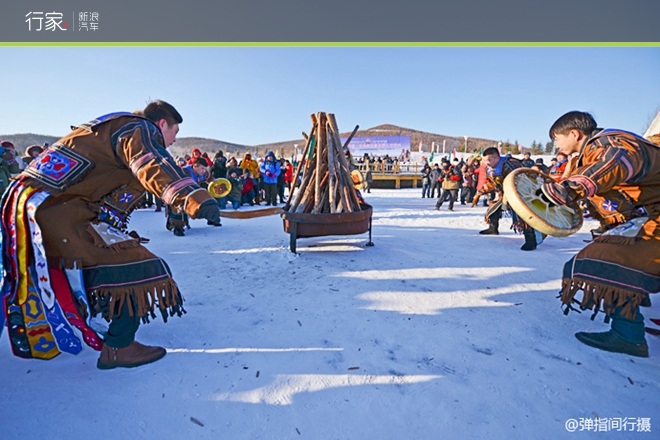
503, 168, 583, 237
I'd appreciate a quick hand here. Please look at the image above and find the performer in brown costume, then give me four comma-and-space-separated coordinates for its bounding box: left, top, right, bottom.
540, 111, 660, 357
474, 147, 542, 251
0, 101, 221, 369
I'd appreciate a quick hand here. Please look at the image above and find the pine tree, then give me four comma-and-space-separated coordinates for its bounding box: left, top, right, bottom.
544, 141, 555, 154
511, 140, 520, 155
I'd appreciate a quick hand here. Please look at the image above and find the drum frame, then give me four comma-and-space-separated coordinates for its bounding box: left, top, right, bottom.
503, 168, 583, 237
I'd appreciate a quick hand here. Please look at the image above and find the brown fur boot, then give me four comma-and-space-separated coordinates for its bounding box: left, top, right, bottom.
97, 341, 166, 370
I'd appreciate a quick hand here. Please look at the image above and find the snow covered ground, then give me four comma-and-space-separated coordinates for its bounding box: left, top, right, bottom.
2, 189, 658, 440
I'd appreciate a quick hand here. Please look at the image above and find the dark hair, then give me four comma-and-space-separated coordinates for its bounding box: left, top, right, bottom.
482, 147, 499, 157
549, 111, 597, 139
194, 158, 208, 167
142, 100, 183, 126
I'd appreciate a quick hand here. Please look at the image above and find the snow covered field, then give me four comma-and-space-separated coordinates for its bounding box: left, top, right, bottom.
1, 189, 658, 440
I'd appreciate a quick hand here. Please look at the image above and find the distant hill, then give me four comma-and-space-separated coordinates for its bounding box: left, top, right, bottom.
253, 124, 499, 157
2, 124, 500, 158
168, 137, 254, 160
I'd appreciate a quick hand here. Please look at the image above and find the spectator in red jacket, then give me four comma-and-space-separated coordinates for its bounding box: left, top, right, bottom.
188, 148, 213, 166
549, 151, 568, 180
283, 160, 294, 192
241, 169, 258, 206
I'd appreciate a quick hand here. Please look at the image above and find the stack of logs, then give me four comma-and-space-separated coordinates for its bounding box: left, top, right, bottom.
284, 112, 362, 214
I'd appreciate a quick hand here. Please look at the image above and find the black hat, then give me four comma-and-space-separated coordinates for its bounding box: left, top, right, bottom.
535, 158, 544, 164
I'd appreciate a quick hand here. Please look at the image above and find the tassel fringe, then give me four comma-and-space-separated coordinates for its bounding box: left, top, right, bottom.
87, 278, 185, 323
560, 277, 645, 320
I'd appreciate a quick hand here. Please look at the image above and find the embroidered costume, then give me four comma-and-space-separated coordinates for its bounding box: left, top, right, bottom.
0, 112, 215, 360
541, 129, 660, 321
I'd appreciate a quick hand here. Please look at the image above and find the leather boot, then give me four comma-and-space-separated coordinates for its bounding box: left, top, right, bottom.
520, 228, 537, 251
479, 223, 500, 235
97, 341, 167, 370
575, 331, 648, 358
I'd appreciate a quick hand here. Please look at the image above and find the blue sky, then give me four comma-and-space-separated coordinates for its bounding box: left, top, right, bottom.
1, 46, 658, 148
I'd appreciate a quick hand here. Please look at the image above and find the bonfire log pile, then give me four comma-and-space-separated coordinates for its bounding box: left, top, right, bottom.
284, 112, 362, 214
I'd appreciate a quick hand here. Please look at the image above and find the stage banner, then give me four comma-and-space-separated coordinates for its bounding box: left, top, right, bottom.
342, 136, 411, 161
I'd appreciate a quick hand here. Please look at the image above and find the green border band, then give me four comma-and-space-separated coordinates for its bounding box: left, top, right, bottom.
1, 42, 659, 47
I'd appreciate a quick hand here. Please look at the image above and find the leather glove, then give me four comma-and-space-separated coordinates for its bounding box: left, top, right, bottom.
196, 200, 221, 226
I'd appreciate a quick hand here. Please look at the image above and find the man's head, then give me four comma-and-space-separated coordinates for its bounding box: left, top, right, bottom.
524, 152, 531, 158
192, 158, 208, 176
142, 100, 182, 147
551, 158, 558, 165
266, 151, 275, 161
482, 147, 500, 168
549, 111, 597, 156
0, 141, 15, 151
26, 145, 44, 158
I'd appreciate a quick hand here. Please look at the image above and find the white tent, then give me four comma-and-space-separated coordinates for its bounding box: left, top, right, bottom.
644, 110, 660, 138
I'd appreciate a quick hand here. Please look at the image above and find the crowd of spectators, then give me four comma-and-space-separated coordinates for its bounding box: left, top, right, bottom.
356, 153, 399, 166
0, 139, 575, 221
419, 150, 568, 209
170, 149, 294, 210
